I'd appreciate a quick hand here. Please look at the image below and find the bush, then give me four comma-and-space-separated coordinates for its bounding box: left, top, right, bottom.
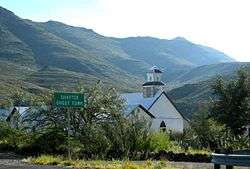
0, 121, 30, 151
30, 155, 62, 165
149, 132, 178, 152
29, 129, 67, 155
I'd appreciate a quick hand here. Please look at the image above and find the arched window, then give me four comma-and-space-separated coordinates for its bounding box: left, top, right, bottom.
160, 121, 166, 132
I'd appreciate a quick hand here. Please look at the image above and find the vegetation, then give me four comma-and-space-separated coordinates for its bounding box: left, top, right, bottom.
26, 155, 175, 169
0, 81, 211, 160
0, 6, 249, 165
167, 64, 250, 119
0, 82, 153, 159
211, 69, 250, 135
179, 69, 250, 151
149, 132, 179, 152
0, 69, 249, 167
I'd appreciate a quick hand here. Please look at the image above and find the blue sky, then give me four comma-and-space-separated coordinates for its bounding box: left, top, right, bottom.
0, 0, 250, 61
0, 0, 97, 22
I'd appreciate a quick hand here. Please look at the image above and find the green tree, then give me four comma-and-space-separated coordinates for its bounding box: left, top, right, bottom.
211, 69, 250, 135
21, 82, 154, 159
190, 106, 211, 148
188, 106, 228, 150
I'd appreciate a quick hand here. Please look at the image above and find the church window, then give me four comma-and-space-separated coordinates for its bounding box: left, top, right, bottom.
149, 76, 152, 81
160, 121, 166, 132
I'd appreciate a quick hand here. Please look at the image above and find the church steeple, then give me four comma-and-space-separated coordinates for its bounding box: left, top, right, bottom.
143, 66, 165, 98
147, 66, 163, 82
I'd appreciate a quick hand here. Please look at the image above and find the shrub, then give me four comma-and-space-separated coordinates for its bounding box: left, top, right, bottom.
30, 155, 62, 165
149, 132, 177, 152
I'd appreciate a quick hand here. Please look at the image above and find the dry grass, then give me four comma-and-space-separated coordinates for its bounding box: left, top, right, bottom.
25, 155, 176, 169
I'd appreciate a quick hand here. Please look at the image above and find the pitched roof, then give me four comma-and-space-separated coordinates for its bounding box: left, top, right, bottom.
121, 91, 189, 122
148, 92, 189, 122
149, 66, 163, 73
121, 91, 161, 110
6, 107, 30, 121
0, 108, 10, 119
138, 105, 155, 118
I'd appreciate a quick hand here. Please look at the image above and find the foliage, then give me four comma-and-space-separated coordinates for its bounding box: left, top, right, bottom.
149, 132, 178, 152
1, 69, 249, 160
28, 155, 62, 165
178, 68, 250, 151
188, 106, 229, 149
0, 120, 31, 151
183, 104, 250, 150
27, 155, 174, 169
16, 82, 154, 159
211, 68, 250, 135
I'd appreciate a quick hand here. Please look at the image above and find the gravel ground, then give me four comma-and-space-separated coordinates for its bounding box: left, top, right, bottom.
0, 153, 65, 169
0, 159, 66, 169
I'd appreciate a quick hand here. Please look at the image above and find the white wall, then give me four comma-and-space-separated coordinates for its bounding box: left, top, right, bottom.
151, 118, 183, 133
136, 107, 152, 122
147, 73, 162, 82
149, 94, 184, 133
129, 107, 153, 127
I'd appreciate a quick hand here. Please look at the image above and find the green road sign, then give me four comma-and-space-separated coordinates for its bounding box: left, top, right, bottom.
54, 92, 85, 108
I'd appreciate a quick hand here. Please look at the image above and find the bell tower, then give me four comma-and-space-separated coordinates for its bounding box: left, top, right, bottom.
143, 66, 165, 98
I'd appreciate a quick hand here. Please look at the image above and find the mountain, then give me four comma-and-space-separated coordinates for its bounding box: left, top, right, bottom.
39, 21, 234, 81
0, 6, 142, 92
0, 6, 240, 117
0, 6, 234, 81
117, 37, 234, 80
167, 64, 250, 118
174, 62, 250, 84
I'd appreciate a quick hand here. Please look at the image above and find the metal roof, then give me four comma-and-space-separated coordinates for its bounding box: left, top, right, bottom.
142, 81, 165, 86
149, 66, 163, 73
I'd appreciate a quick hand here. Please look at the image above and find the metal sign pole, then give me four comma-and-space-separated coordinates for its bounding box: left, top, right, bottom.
67, 109, 71, 160
53, 92, 86, 160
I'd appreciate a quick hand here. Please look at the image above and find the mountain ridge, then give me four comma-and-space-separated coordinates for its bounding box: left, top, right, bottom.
0, 6, 244, 118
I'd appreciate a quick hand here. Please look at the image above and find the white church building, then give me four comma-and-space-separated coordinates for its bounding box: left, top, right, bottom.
121, 66, 188, 133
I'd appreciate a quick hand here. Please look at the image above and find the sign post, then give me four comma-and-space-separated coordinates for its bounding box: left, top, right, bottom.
54, 92, 85, 108
53, 92, 85, 160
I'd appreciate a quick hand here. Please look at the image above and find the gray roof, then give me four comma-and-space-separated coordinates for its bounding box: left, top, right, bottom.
149, 66, 163, 73
121, 91, 188, 121
14, 107, 29, 116
2, 107, 30, 121
120, 91, 161, 113
0, 108, 10, 119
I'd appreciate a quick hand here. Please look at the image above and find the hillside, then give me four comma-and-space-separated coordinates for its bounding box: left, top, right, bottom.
0, 6, 142, 92
117, 37, 234, 80
0, 6, 234, 81
0, 6, 241, 117
167, 80, 214, 119
167, 65, 250, 119
174, 62, 250, 84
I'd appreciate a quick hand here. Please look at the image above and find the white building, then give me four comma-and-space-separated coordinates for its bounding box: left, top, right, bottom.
121, 66, 188, 133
